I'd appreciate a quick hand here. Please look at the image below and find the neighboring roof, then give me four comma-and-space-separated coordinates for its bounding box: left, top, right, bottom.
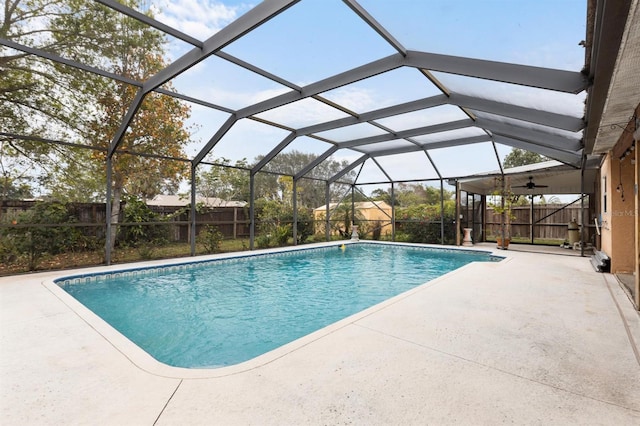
458, 161, 598, 195
314, 201, 391, 212
147, 195, 247, 208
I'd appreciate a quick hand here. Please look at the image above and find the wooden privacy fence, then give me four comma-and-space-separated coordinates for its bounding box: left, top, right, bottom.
2, 200, 594, 244
1, 200, 249, 242
486, 204, 594, 242
149, 205, 249, 241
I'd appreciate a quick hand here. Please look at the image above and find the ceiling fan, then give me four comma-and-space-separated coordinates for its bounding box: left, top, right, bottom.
513, 176, 549, 190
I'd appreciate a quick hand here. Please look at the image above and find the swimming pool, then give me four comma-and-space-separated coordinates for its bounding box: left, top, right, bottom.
57, 242, 499, 369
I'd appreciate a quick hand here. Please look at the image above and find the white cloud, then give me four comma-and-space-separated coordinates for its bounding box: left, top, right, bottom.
153, 0, 251, 40
324, 86, 377, 112
254, 98, 349, 129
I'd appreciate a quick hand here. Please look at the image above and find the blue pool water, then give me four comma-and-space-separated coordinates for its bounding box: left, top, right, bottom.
59, 243, 498, 368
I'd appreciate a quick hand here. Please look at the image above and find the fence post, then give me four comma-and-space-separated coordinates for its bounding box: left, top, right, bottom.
233, 207, 238, 239
530, 195, 534, 244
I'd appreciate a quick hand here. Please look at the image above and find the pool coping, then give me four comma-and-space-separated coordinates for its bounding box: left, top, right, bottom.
42, 240, 505, 379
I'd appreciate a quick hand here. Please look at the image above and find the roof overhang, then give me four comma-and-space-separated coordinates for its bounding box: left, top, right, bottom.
457, 160, 599, 196
585, 0, 640, 154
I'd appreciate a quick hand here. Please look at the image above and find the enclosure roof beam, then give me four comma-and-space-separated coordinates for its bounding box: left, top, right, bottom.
296, 94, 448, 136
337, 119, 474, 149
362, 135, 491, 158
328, 154, 369, 184
370, 157, 393, 183
475, 117, 583, 152
0, 38, 140, 86
0, 39, 236, 116
143, 0, 300, 94
215, 51, 302, 91
95, 0, 203, 47
251, 132, 298, 175
192, 115, 238, 166
110, 0, 298, 155
236, 53, 405, 118
108, 89, 145, 157
404, 51, 589, 94
423, 149, 442, 179
0, 132, 191, 163
492, 135, 582, 166
155, 88, 235, 113
235, 50, 586, 124
342, 0, 407, 56
294, 146, 340, 180
447, 93, 586, 131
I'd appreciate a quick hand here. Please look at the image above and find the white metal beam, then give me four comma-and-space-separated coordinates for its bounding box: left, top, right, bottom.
405, 50, 588, 93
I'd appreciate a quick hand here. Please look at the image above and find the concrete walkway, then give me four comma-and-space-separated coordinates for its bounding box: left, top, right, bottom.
1, 245, 639, 425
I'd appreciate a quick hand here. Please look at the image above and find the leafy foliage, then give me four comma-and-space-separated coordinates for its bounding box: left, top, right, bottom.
1, 0, 135, 196
198, 225, 224, 254
197, 159, 251, 202
503, 148, 547, 169
2, 0, 194, 254
371, 183, 454, 207
0, 201, 85, 270
119, 195, 168, 248
255, 199, 314, 248
395, 201, 456, 244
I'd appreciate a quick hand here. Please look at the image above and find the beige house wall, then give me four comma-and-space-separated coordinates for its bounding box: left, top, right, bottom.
599, 103, 639, 309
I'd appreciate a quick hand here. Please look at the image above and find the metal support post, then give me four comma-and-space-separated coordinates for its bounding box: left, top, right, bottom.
249, 173, 255, 250
190, 164, 197, 256
105, 156, 112, 265
292, 179, 298, 245
391, 182, 395, 242
440, 179, 445, 244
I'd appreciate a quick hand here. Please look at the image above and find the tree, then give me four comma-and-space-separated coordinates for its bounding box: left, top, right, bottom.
40, 146, 105, 202
198, 151, 355, 208
2, 1, 193, 239
1, 0, 122, 197
503, 148, 547, 169
87, 59, 192, 248
256, 150, 353, 208
197, 158, 251, 201
0, 147, 34, 199
393, 183, 453, 207
371, 188, 396, 205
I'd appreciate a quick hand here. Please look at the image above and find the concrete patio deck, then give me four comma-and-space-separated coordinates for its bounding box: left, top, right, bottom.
1, 244, 639, 425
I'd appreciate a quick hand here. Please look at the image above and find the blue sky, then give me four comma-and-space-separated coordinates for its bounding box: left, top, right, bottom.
146, 0, 587, 188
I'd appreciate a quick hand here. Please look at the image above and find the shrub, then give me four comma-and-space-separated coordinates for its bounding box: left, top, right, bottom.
395, 202, 456, 244
119, 195, 168, 247
199, 225, 224, 253
1, 201, 83, 270
255, 234, 273, 249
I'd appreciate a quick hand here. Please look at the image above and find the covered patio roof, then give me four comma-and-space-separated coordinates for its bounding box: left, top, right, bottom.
457, 160, 599, 196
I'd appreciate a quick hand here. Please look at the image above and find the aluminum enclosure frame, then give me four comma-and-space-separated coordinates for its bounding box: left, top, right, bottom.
1, 0, 599, 261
